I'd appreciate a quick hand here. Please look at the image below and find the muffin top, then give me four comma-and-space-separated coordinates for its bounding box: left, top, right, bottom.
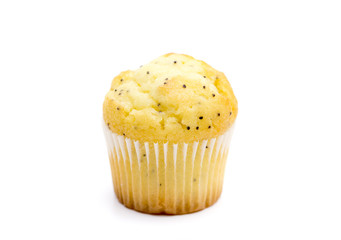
103, 53, 238, 143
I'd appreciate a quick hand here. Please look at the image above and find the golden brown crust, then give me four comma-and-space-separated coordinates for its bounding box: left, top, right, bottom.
103, 53, 238, 142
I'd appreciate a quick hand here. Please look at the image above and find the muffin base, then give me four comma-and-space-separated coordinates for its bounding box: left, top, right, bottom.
103, 122, 234, 215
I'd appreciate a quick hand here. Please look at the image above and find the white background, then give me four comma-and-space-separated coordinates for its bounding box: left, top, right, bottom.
0, 0, 340, 239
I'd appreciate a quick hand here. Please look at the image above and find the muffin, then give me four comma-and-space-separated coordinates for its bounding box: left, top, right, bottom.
103, 53, 238, 214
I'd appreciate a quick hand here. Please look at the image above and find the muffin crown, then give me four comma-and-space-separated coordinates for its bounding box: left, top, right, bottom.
103, 53, 238, 143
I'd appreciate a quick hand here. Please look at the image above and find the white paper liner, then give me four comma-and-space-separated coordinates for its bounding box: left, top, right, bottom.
103, 122, 235, 214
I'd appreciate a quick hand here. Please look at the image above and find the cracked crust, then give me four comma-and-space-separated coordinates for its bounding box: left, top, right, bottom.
103, 53, 238, 143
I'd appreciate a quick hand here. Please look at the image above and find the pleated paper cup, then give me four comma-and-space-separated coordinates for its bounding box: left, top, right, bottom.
103, 122, 235, 215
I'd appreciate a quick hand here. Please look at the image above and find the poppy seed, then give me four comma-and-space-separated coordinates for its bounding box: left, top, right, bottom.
199, 116, 203, 120
196, 126, 199, 130
187, 126, 190, 130
212, 94, 216, 97
183, 84, 186, 88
